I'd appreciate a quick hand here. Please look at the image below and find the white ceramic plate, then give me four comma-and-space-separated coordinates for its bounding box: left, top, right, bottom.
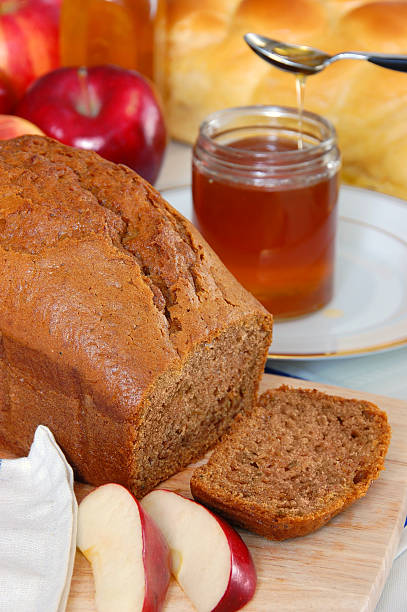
160, 185, 407, 360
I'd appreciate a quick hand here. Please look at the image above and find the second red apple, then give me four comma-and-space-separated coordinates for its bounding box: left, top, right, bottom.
0, 0, 60, 98
16, 65, 167, 184
0, 115, 44, 140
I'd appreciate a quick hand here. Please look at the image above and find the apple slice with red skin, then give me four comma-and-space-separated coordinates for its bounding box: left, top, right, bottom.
141, 489, 256, 612
77, 483, 171, 612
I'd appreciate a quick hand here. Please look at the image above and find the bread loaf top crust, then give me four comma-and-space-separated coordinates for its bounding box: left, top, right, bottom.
0, 135, 272, 421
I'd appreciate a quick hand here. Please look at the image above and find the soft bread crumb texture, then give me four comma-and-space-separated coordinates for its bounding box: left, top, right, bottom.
0, 135, 272, 496
132, 320, 270, 496
191, 385, 391, 540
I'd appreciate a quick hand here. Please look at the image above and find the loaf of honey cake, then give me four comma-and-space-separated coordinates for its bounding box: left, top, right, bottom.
0, 135, 272, 496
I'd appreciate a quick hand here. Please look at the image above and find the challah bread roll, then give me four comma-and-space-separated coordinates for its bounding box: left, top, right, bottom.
166, 0, 407, 199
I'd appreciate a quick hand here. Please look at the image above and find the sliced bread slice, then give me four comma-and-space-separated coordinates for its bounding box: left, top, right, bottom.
190, 385, 391, 540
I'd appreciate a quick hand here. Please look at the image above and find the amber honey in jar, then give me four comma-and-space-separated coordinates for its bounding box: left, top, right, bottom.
60, 0, 166, 90
192, 106, 341, 318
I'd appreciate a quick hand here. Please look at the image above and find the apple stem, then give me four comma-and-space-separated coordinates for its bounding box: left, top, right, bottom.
76, 67, 100, 118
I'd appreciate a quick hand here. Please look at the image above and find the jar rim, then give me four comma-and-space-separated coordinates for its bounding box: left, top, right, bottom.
198, 104, 337, 161
194, 105, 341, 188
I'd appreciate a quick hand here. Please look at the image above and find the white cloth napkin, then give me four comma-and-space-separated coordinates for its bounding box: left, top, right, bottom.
0, 425, 78, 612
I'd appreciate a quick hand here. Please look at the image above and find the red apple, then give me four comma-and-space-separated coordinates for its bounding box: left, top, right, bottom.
0, 0, 60, 98
0, 71, 15, 113
77, 483, 171, 612
16, 65, 167, 184
141, 489, 257, 612
0, 114, 44, 139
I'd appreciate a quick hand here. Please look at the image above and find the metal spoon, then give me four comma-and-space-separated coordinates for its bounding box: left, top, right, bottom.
244, 32, 407, 75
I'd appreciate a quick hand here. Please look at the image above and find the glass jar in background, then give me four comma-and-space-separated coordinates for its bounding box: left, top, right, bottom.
60, 0, 166, 93
192, 106, 341, 319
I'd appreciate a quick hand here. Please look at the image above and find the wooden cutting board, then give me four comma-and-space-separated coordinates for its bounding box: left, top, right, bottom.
2, 374, 407, 611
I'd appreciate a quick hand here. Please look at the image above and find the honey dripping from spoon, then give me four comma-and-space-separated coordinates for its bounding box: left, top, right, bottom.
273, 43, 308, 149
295, 73, 306, 149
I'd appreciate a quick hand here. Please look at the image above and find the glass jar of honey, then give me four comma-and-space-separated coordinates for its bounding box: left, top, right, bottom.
60, 0, 166, 92
192, 106, 341, 318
